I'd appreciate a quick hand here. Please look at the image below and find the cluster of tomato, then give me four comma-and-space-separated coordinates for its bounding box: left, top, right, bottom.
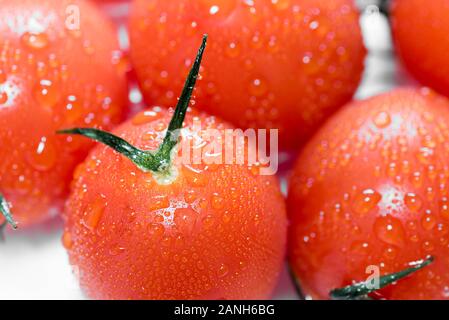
1, 0, 448, 300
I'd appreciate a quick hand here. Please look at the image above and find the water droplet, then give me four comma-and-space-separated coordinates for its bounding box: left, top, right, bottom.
82, 199, 105, 231
211, 194, 224, 209
404, 193, 423, 213
65, 95, 83, 123
109, 245, 125, 256
374, 215, 405, 247
225, 42, 240, 58
271, 0, 290, 10
352, 188, 381, 215
148, 223, 165, 239
62, 231, 73, 250
34, 79, 60, 110
383, 246, 398, 260
421, 213, 436, 231
373, 111, 391, 128
417, 147, 434, 164
209, 5, 220, 15
27, 136, 57, 171
21, 32, 49, 50
149, 196, 169, 211
132, 109, 162, 125
249, 78, 267, 97
217, 264, 229, 278
350, 241, 369, 255
440, 197, 449, 220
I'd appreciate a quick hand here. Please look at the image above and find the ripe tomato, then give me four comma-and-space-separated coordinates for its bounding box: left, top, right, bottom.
129, 0, 365, 149
0, 0, 127, 227
391, 0, 449, 97
62, 37, 287, 299
288, 88, 449, 300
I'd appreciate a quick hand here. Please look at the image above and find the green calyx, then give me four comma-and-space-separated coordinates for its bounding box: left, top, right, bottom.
330, 256, 434, 300
0, 193, 18, 239
58, 35, 208, 174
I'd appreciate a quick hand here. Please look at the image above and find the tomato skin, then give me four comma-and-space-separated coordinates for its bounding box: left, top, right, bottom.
391, 0, 449, 97
0, 0, 127, 226
288, 88, 449, 300
63, 107, 287, 300
129, 0, 365, 149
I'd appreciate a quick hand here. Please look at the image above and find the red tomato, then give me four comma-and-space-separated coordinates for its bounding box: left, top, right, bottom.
0, 0, 127, 227
391, 0, 449, 97
288, 88, 449, 300
129, 0, 366, 149
63, 108, 287, 299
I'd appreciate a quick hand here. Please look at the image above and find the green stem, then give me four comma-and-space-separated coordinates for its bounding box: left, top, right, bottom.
0, 193, 18, 232
330, 256, 434, 300
379, 0, 390, 16
58, 35, 208, 174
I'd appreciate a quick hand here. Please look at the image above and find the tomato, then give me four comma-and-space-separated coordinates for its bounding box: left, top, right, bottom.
288, 88, 449, 300
129, 0, 365, 149
391, 0, 449, 97
0, 0, 128, 227
62, 37, 287, 299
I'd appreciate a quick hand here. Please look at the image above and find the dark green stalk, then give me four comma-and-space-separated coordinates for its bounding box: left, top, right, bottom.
58, 35, 208, 174
330, 256, 434, 300
0, 193, 18, 239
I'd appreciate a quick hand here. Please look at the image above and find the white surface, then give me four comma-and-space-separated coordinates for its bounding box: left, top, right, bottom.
0, 7, 412, 300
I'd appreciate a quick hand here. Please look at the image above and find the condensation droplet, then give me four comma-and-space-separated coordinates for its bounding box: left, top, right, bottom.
34, 79, 60, 110
374, 216, 405, 247
373, 111, 391, 128
352, 188, 381, 215
404, 193, 423, 213
217, 264, 229, 278
27, 136, 57, 171
21, 32, 49, 50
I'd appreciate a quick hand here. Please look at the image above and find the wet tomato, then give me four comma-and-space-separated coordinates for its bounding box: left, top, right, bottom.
62, 37, 287, 299
129, 0, 366, 149
0, 0, 127, 227
288, 88, 449, 299
391, 0, 449, 97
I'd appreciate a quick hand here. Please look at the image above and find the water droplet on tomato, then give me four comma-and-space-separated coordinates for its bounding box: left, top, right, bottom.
374, 216, 405, 247
217, 264, 229, 278
439, 203, 449, 226
148, 223, 165, 239
211, 193, 224, 209
132, 109, 162, 125
65, 95, 83, 123
225, 42, 240, 58
27, 136, 57, 171
82, 199, 105, 231
34, 79, 60, 110
352, 188, 381, 214
21, 32, 49, 50
421, 213, 436, 231
404, 193, 423, 213
249, 78, 267, 97
62, 230, 73, 250
373, 111, 391, 128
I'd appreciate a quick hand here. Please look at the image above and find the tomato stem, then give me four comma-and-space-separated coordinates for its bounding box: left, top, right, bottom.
0, 193, 18, 236
57, 34, 208, 174
330, 256, 434, 300
379, 0, 390, 16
